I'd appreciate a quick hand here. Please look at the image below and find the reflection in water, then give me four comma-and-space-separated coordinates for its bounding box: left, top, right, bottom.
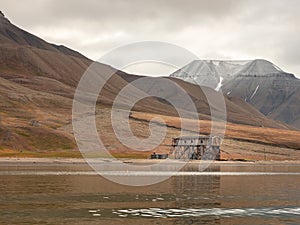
0, 162, 300, 225
114, 206, 300, 218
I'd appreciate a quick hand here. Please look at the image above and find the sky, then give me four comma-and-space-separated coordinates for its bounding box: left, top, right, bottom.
1, 0, 300, 76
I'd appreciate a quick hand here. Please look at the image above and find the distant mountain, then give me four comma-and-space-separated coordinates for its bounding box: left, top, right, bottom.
233, 59, 284, 76
171, 59, 300, 129
222, 60, 300, 129
170, 60, 247, 89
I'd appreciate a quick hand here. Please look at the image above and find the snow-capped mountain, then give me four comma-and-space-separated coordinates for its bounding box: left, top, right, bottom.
170, 60, 249, 89
234, 59, 284, 76
170, 59, 288, 89
170, 59, 300, 129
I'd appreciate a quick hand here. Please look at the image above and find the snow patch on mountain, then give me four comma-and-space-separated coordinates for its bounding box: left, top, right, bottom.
250, 84, 260, 100
215, 77, 223, 91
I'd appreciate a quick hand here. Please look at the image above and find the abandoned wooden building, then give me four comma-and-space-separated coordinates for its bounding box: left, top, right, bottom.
150, 152, 169, 159
170, 136, 221, 160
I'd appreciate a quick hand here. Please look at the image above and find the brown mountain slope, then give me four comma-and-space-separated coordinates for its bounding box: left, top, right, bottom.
118, 73, 290, 128
0, 11, 297, 158
0, 11, 288, 128
0, 76, 76, 152
0, 11, 87, 59
130, 111, 300, 160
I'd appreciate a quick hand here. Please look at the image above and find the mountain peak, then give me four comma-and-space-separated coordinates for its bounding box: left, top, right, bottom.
0, 12, 88, 59
0, 10, 10, 22
236, 59, 284, 76
170, 59, 292, 81
170, 60, 248, 88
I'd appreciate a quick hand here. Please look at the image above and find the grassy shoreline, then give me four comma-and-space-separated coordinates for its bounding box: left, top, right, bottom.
1, 156, 300, 165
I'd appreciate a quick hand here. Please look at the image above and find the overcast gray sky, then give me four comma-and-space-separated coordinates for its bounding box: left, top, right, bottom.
1, 0, 300, 76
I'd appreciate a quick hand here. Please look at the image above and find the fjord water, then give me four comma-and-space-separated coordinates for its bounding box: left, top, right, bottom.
0, 162, 299, 225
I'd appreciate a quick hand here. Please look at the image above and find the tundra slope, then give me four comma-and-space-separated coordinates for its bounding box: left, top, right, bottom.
0, 11, 297, 157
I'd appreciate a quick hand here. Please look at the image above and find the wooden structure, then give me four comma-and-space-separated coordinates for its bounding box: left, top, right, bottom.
170, 136, 221, 160
150, 153, 169, 159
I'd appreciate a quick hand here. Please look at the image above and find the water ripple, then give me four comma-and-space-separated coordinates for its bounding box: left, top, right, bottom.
115, 206, 300, 218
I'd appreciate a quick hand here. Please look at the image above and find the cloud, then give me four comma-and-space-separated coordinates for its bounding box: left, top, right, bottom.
1, 0, 300, 76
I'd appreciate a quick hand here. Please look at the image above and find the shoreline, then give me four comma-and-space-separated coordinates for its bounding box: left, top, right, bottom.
0, 157, 300, 165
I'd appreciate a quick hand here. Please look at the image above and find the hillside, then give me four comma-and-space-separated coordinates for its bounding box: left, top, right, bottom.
130, 111, 300, 160
0, 11, 299, 160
